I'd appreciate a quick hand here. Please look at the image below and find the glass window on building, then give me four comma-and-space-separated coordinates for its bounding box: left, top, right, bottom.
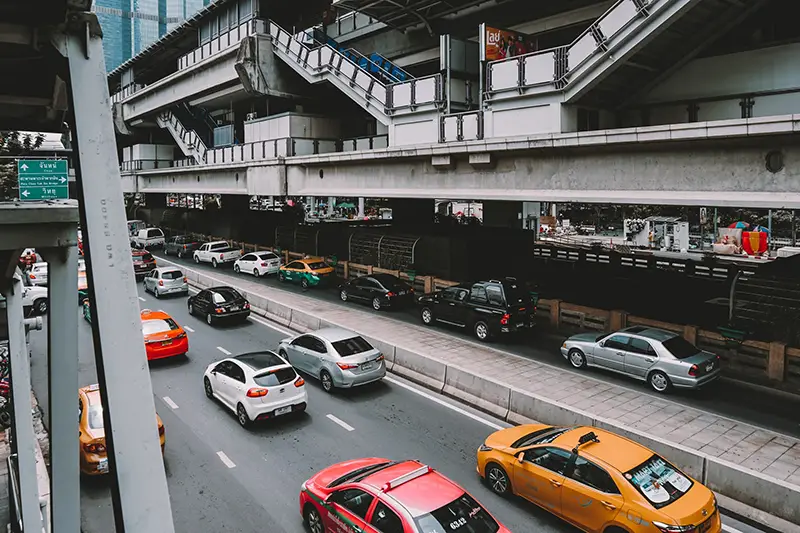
200, 21, 211, 43
239, 0, 252, 20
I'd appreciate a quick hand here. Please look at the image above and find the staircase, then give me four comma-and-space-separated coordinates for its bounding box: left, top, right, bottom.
156, 111, 207, 165
268, 20, 443, 126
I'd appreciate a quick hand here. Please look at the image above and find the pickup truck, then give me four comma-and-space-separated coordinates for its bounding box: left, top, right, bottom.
131, 227, 166, 249
164, 235, 201, 259
193, 241, 242, 268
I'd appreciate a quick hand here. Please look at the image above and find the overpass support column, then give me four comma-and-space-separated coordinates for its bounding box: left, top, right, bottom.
483, 201, 540, 231
390, 198, 434, 225
358, 198, 365, 218
147, 193, 167, 208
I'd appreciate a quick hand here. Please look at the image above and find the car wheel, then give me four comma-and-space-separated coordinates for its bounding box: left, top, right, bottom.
154, 288, 161, 299
203, 377, 213, 399
34, 299, 47, 315
568, 349, 587, 369
278, 271, 285, 282
163, 248, 169, 256
211, 258, 218, 268
206, 313, 214, 326
372, 297, 382, 311
193, 255, 199, 264
486, 464, 511, 497
320, 370, 334, 393
421, 307, 433, 325
253, 268, 260, 278
236, 403, 251, 428
188, 302, 194, 315
340, 289, 348, 302
474, 321, 490, 342
301, 278, 309, 290
177, 251, 183, 259
233, 264, 240, 273
304, 506, 325, 533
649, 371, 671, 393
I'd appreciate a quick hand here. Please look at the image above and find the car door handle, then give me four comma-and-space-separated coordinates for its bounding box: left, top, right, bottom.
645, 358, 655, 363
601, 501, 617, 510
615, 352, 624, 356
449, 303, 455, 306
549, 479, 562, 487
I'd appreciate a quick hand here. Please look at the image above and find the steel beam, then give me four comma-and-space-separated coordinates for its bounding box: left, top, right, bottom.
3, 274, 43, 533
56, 13, 176, 533
44, 245, 79, 533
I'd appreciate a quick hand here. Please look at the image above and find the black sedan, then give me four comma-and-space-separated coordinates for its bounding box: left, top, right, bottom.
187, 286, 250, 326
338, 273, 414, 311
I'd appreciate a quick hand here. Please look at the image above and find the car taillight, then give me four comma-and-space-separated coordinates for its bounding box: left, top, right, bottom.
376, 354, 384, 362
246, 388, 268, 397
219, 253, 224, 259
158, 425, 165, 436
688, 364, 698, 377
215, 308, 225, 314
261, 262, 268, 267
500, 313, 510, 325
244, 302, 250, 309
29, 274, 35, 279
182, 245, 187, 250
83, 443, 106, 454
409, 288, 414, 293
176, 332, 186, 339
158, 280, 164, 286
386, 291, 395, 298
337, 362, 358, 370
183, 277, 187, 283
294, 377, 305, 387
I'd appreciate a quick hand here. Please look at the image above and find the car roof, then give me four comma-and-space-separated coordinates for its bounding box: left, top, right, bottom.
140, 309, 171, 321
370, 273, 401, 283
79, 384, 102, 405
311, 327, 359, 343
32, 262, 47, 268
553, 427, 654, 473
620, 326, 677, 341
359, 460, 463, 516
255, 250, 278, 256
155, 266, 181, 273
234, 351, 286, 371
131, 249, 151, 256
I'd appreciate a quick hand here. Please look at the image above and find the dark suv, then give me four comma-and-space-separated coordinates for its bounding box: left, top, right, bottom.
417, 278, 535, 342
164, 235, 200, 259
131, 249, 157, 281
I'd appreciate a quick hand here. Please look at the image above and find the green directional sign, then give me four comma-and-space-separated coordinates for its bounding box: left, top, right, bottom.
18, 159, 69, 201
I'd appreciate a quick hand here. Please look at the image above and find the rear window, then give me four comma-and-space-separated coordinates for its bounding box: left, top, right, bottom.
625, 455, 693, 509
502, 282, 531, 307
211, 289, 242, 304
661, 336, 701, 360
87, 405, 104, 429
142, 318, 179, 335
210, 243, 229, 251
132, 252, 153, 262
307, 261, 328, 270
414, 493, 499, 533
253, 367, 297, 387
512, 426, 572, 448
257, 252, 279, 260
332, 336, 373, 357
161, 270, 183, 280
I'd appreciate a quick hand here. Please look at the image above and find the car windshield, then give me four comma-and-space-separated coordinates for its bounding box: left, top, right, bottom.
307, 261, 328, 270
253, 367, 297, 387
87, 404, 104, 429
212, 289, 241, 304
625, 455, 693, 509
331, 336, 373, 357
161, 270, 183, 280
414, 493, 499, 533
142, 318, 179, 335
661, 336, 701, 359
78, 261, 86, 272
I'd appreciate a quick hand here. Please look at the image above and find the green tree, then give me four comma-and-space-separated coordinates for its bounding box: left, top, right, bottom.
0, 131, 46, 200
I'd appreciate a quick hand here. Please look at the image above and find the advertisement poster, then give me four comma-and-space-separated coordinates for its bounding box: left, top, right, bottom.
483, 25, 537, 62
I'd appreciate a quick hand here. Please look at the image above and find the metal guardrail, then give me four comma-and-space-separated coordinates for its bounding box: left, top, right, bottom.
440, 110, 484, 142
177, 19, 262, 70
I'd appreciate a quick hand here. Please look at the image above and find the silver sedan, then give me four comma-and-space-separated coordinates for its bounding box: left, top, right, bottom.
278, 327, 386, 393
142, 267, 188, 298
560, 326, 721, 393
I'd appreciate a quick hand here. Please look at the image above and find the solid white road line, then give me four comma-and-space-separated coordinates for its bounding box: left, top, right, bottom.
216, 451, 236, 468
326, 414, 355, 432
217, 346, 231, 356
385, 376, 506, 431
721, 525, 745, 533
138, 296, 146, 301
162, 396, 179, 409
184, 326, 195, 333
247, 314, 293, 336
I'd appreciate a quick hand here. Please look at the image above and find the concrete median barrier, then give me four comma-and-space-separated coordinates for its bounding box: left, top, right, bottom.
442, 365, 510, 420
392, 347, 447, 393
265, 300, 293, 328
359, 335, 397, 371
705, 457, 800, 525
290, 308, 321, 332
507, 388, 595, 428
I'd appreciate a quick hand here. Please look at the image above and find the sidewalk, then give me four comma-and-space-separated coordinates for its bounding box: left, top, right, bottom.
165, 258, 800, 524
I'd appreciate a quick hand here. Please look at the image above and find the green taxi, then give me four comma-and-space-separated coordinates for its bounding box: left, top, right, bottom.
277, 258, 334, 289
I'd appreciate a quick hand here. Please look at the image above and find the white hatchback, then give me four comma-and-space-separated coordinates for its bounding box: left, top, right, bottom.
234, 251, 282, 278
203, 351, 307, 427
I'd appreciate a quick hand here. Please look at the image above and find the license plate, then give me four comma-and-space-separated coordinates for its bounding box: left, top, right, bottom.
230, 305, 240, 311
361, 362, 374, 371
698, 514, 714, 533
97, 459, 108, 473
706, 363, 714, 372
161, 340, 172, 346
398, 290, 406, 296
274, 406, 292, 416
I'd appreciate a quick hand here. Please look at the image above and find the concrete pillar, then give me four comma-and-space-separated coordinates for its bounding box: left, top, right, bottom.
767, 342, 787, 381
358, 197, 365, 218
549, 300, 562, 328
683, 325, 697, 345
328, 196, 336, 217
550, 202, 558, 217
390, 198, 434, 225
343, 261, 350, 280
521, 202, 541, 232
483, 200, 522, 228
609, 310, 628, 332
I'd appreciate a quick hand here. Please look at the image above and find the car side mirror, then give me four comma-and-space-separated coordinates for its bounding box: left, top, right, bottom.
598, 341, 605, 348
516, 452, 524, 463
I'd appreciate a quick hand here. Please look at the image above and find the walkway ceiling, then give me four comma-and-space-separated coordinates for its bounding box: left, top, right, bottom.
333, 0, 507, 33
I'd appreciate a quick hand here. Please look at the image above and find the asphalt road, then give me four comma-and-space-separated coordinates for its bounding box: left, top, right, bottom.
153, 252, 800, 438
25, 281, 766, 533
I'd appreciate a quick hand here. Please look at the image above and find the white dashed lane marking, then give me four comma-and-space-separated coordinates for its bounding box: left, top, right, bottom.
162, 397, 178, 409
217, 347, 231, 355
184, 326, 195, 333
216, 451, 236, 468
326, 414, 355, 432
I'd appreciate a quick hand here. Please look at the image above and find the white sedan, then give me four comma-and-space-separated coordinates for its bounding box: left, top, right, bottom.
27, 262, 48, 286
233, 251, 282, 278
203, 351, 307, 428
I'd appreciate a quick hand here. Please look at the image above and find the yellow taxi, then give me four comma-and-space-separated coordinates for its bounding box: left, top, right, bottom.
477, 424, 720, 533
277, 257, 334, 289
79, 384, 165, 476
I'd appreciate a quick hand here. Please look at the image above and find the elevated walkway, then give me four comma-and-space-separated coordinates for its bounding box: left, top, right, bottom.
268, 20, 443, 143
156, 111, 208, 165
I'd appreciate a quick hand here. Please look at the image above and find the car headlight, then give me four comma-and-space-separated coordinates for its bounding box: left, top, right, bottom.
478, 444, 492, 452
653, 522, 695, 533
300, 481, 307, 491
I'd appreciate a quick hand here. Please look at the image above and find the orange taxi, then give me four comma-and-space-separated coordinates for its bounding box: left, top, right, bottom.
79, 384, 164, 475
141, 309, 189, 360
477, 424, 720, 533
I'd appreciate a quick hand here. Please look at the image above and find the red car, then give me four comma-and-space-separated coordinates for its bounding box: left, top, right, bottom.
299, 458, 509, 533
